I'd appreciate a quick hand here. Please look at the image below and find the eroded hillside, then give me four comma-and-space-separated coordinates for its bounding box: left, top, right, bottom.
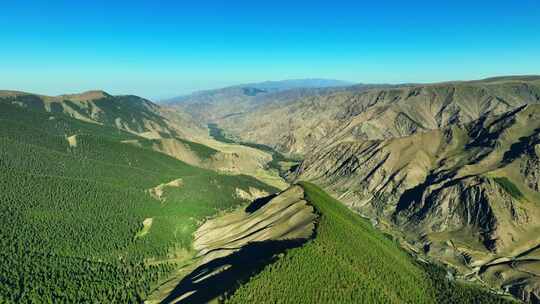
146, 185, 317, 303
217, 76, 540, 155
293, 103, 540, 302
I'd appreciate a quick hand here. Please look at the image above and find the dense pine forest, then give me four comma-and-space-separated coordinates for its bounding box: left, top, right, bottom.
0, 100, 276, 303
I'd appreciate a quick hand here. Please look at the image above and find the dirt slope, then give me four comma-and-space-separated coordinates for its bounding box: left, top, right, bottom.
147, 185, 317, 303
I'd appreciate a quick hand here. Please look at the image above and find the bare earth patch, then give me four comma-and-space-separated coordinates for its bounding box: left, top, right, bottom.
235, 187, 269, 202
66, 135, 77, 148
136, 218, 153, 238
147, 178, 184, 201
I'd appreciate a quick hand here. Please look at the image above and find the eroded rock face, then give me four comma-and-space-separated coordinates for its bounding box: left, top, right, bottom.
522, 157, 540, 192
156, 186, 318, 303
518, 140, 540, 192
296, 106, 540, 249
298, 137, 529, 254
295, 131, 439, 217
194, 185, 317, 264
292, 105, 540, 302
397, 176, 528, 252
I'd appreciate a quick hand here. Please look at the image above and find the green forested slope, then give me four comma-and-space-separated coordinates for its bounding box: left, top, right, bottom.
224, 182, 513, 304
0, 102, 276, 303
0, 91, 173, 136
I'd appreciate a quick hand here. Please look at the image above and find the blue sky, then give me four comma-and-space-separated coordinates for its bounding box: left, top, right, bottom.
1, 0, 539, 99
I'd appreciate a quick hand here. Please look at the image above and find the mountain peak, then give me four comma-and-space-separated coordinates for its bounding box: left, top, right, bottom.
238, 78, 354, 90
58, 90, 111, 102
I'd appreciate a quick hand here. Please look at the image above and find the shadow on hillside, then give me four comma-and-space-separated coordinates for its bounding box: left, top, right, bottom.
502, 128, 540, 164
160, 239, 305, 304
244, 193, 277, 213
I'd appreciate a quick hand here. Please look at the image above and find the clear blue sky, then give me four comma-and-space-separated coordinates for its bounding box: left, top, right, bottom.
1, 0, 539, 99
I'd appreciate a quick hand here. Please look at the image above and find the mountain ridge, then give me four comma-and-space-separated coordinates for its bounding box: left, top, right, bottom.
216, 76, 540, 155
185, 75, 540, 302
161, 78, 354, 104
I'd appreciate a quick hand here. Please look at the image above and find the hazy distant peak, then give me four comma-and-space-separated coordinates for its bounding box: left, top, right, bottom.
161, 78, 355, 105
239, 78, 354, 90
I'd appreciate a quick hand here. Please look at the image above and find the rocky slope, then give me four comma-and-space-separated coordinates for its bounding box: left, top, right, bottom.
162, 79, 398, 123
293, 104, 540, 302
194, 185, 316, 264
218, 76, 540, 155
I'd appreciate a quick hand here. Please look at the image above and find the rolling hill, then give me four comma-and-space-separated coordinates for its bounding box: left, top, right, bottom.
0, 96, 277, 302
0, 90, 289, 189
0, 90, 183, 138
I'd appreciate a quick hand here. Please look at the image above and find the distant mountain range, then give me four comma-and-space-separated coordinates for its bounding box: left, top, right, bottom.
160, 78, 410, 123
162, 78, 354, 104
217, 75, 540, 154
234, 78, 355, 90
